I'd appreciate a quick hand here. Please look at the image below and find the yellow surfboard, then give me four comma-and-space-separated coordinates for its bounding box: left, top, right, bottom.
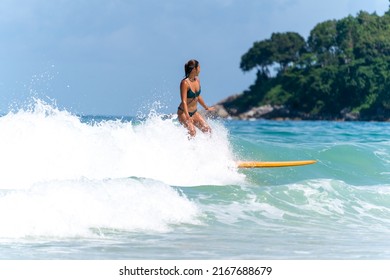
237, 160, 317, 168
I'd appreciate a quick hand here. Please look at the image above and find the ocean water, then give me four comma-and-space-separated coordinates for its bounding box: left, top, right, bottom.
0, 100, 389, 260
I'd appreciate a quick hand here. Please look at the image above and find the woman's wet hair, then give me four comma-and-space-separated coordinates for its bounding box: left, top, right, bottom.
184, 59, 199, 77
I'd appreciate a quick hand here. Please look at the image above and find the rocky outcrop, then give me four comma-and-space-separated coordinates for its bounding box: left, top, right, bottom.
209, 103, 298, 120
206, 94, 390, 121
237, 105, 291, 120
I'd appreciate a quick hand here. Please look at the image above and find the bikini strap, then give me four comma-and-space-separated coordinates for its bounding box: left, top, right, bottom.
185, 78, 198, 106
186, 77, 199, 92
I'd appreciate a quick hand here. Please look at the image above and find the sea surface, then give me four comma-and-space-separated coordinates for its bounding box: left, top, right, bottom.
0, 100, 389, 260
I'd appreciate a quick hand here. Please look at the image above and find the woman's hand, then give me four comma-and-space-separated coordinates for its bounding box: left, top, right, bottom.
205, 106, 215, 111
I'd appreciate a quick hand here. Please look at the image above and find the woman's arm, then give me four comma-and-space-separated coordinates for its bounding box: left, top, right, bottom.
198, 95, 215, 111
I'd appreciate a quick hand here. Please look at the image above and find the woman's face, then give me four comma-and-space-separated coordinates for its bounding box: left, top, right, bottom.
195, 64, 201, 75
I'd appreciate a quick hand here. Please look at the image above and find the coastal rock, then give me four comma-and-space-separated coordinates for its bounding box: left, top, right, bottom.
211, 95, 390, 121
238, 105, 289, 119
201, 104, 230, 119
210, 103, 293, 120
212, 104, 230, 118
340, 108, 359, 121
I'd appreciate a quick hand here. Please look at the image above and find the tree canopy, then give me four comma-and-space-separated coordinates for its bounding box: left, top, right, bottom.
227, 5, 390, 120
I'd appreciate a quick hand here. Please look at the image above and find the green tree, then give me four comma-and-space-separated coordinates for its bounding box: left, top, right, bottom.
229, 8, 390, 121
240, 32, 305, 74
240, 39, 273, 75
307, 20, 338, 66
270, 32, 306, 71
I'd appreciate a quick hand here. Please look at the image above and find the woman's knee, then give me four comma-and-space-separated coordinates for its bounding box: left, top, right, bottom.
201, 125, 211, 133
187, 124, 196, 137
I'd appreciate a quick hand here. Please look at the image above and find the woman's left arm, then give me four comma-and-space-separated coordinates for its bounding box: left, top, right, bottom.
198, 95, 215, 111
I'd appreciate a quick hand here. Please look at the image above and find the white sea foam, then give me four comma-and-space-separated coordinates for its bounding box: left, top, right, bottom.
0, 99, 244, 189
0, 177, 201, 238
0, 99, 246, 238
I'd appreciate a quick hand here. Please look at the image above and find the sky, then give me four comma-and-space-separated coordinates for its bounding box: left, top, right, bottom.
0, 0, 388, 116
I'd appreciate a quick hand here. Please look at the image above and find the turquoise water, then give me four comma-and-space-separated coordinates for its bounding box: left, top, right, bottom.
0, 101, 389, 259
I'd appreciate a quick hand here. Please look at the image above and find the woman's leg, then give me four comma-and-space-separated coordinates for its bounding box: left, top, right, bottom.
192, 112, 211, 134
178, 112, 196, 137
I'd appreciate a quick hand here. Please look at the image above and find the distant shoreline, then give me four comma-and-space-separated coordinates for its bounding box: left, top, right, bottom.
209, 101, 390, 122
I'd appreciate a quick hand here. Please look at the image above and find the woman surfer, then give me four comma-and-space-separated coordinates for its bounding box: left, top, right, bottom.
177, 59, 214, 137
